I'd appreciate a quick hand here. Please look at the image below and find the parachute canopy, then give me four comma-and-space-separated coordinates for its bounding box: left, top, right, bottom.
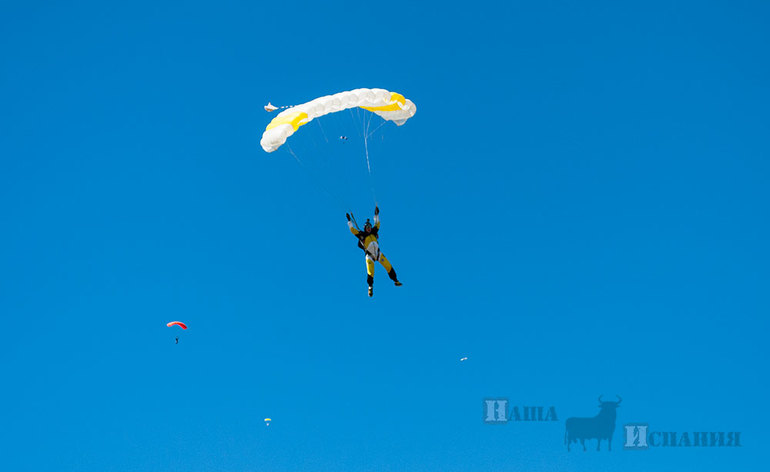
167, 321, 187, 330
260, 88, 416, 153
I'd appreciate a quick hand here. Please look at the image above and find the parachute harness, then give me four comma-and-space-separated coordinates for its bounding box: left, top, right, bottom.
350, 212, 381, 261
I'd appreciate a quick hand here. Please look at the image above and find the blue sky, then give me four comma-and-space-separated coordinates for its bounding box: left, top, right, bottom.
1, 1, 768, 470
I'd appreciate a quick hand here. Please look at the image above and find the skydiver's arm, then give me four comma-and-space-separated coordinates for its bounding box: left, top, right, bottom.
346, 213, 360, 236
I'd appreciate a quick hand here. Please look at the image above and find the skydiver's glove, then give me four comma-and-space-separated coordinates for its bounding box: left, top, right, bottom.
374, 206, 379, 215
346, 213, 351, 221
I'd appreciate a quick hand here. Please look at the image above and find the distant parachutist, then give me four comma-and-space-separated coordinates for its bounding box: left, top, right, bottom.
168, 322, 186, 344
339, 135, 348, 141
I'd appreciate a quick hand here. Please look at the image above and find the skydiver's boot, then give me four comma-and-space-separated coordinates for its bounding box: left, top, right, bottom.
388, 268, 402, 286
368, 286, 373, 297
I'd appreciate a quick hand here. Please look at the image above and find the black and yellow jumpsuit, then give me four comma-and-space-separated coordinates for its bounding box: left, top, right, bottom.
348, 213, 400, 291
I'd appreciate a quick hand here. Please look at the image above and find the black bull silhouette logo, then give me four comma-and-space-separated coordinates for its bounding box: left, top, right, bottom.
565, 396, 622, 451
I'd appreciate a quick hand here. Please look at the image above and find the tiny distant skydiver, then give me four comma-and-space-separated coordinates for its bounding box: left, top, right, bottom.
175, 337, 179, 344
347, 206, 402, 297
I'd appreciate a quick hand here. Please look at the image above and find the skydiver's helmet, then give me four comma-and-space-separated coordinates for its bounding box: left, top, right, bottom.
364, 219, 372, 233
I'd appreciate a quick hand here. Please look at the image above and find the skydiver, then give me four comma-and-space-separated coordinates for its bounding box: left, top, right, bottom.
347, 206, 402, 297
175, 337, 179, 344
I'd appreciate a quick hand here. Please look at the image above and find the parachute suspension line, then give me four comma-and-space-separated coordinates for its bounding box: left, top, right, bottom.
349, 108, 364, 140
363, 117, 373, 175
365, 119, 387, 140
285, 145, 348, 212
349, 212, 361, 231
362, 113, 378, 205
347, 107, 379, 205
316, 118, 329, 143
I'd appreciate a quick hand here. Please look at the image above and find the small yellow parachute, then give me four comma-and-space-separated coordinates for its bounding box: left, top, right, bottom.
260, 88, 417, 153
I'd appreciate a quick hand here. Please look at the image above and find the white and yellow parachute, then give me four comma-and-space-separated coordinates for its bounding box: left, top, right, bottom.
260, 88, 416, 153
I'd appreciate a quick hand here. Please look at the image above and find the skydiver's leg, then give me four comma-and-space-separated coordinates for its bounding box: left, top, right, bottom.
366, 256, 375, 297
378, 254, 401, 285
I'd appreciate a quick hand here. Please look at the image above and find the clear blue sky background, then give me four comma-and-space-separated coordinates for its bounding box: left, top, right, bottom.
1, 1, 768, 471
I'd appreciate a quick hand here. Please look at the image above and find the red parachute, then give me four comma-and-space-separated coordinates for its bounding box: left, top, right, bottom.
166, 321, 188, 330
